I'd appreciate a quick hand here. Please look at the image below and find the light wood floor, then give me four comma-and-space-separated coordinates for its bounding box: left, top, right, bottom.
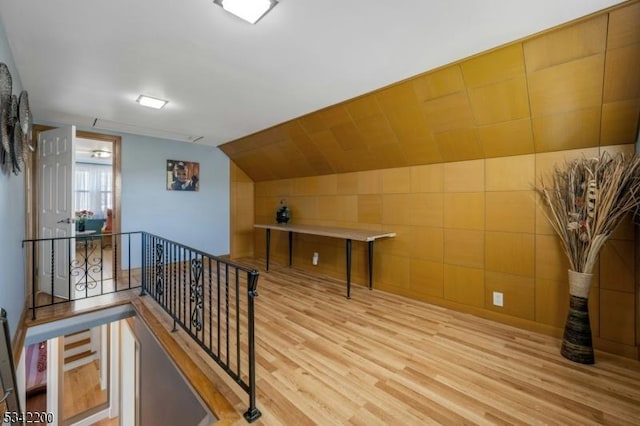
26, 259, 640, 425
63, 360, 107, 420
181, 259, 640, 425
23, 361, 113, 425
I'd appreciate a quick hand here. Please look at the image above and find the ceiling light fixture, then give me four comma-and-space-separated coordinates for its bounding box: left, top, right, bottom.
136, 95, 168, 109
213, 0, 278, 24
91, 150, 111, 159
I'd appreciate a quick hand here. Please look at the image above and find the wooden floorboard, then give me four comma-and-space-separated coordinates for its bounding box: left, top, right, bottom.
24, 258, 640, 425
201, 259, 640, 425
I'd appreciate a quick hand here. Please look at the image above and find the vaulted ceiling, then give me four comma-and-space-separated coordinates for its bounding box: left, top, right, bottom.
0, 0, 629, 147
221, 2, 640, 181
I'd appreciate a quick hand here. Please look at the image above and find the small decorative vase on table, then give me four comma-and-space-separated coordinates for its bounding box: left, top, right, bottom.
276, 199, 290, 224
561, 270, 594, 364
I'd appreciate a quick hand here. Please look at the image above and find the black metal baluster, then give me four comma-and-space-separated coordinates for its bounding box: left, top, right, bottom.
67, 238, 72, 301
155, 236, 160, 299
50, 239, 55, 305
99, 237, 104, 295
217, 260, 221, 358
155, 239, 165, 301
235, 268, 240, 378
182, 247, 186, 326
84, 237, 89, 299
149, 235, 153, 296
172, 243, 177, 332
209, 257, 212, 352
188, 250, 192, 333
164, 242, 168, 309
244, 270, 261, 422
164, 240, 169, 308
31, 242, 36, 319
141, 233, 146, 296
127, 233, 131, 289
190, 256, 203, 336
147, 235, 152, 297
114, 232, 119, 290
150, 235, 154, 298
225, 263, 230, 365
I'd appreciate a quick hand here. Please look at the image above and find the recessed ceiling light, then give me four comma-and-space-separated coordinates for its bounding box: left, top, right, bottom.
136, 95, 168, 109
213, 0, 278, 24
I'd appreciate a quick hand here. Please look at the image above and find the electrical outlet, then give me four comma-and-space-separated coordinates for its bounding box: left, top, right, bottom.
492, 291, 504, 307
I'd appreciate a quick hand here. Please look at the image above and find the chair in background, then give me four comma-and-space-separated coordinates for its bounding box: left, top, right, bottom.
101, 208, 113, 248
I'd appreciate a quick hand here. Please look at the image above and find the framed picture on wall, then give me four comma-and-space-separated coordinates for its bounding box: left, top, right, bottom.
167, 160, 199, 191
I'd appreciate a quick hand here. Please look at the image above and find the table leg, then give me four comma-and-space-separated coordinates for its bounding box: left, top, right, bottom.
368, 240, 374, 290
346, 239, 352, 299
265, 229, 271, 271
288, 231, 293, 267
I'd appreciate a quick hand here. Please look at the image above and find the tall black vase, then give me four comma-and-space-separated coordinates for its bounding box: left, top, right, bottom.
560, 270, 595, 364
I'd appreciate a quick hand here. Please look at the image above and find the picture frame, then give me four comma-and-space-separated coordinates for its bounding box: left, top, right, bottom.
166, 159, 199, 191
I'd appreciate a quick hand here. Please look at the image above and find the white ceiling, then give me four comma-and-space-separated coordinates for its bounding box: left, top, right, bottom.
76, 137, 112, 165
0, 0, 627, 147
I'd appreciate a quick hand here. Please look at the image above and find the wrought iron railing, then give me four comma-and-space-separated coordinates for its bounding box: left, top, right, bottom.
1, 308, 21, 422
140, 233, 261, 422
22, 231, 262, 422
22, 231, 143, 319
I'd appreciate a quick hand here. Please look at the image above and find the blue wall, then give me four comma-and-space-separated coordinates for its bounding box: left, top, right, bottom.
0, 19, 24, 339
0, 19, 230, 336
31, 125, 233, 269
1, 24, 231, 338
120, 133, 230, 255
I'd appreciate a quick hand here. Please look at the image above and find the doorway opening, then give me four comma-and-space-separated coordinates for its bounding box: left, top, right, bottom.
25, 126, 122, 304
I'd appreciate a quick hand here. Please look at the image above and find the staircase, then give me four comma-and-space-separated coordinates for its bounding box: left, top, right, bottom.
63, 329, 97, 371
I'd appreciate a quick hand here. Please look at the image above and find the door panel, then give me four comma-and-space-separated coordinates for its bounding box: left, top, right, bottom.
38, 125, 76, 299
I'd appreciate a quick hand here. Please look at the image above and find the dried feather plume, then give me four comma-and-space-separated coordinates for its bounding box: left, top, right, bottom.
538, 152, 640, 274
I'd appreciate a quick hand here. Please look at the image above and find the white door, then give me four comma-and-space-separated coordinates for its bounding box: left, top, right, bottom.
38, 125, 76, 300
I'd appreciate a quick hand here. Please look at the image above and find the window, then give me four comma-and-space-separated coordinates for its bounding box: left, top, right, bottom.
75, 163, 112, 217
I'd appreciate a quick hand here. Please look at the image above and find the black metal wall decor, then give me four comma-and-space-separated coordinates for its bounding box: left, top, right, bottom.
0, 62, 33, 176
190, 258, 204, 331
71, 240, 103, 293
155, 243, 165, 296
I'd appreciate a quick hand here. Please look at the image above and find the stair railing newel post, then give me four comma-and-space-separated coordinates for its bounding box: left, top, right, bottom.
140, 232, 147, 296
538, 152, 640, 364
243, 270, 262, 422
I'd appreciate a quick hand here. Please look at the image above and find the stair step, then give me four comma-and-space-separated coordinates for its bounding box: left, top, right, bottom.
65, 330, 91, 345
65, 350, 95, 365
66, 328, 90, 338
64, 337, 91, 351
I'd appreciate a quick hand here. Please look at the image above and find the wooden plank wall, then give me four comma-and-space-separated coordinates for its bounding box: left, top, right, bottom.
226, 2, 640, 358
229, 162, 255, 259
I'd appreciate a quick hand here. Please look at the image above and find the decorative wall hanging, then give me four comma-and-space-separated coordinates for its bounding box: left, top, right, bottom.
166, 159, 199, 191
0, 62, 33, 176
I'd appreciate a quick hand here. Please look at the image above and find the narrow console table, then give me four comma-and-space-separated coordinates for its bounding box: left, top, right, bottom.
254, 223, 396, 298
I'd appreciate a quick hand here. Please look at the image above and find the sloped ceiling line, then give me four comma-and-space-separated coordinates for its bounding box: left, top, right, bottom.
220, 1, 640, 182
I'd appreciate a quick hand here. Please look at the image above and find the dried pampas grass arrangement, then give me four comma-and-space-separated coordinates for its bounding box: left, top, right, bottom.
538, 152, 640, 274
